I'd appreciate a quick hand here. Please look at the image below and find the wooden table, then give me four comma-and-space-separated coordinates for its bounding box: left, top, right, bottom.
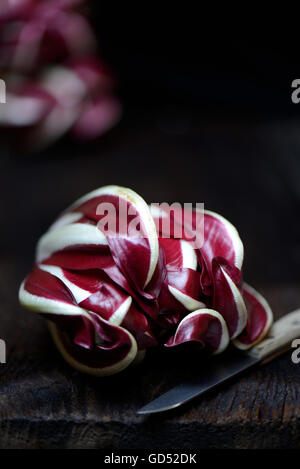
0, 262, 299, 449
1, 115, 300, 448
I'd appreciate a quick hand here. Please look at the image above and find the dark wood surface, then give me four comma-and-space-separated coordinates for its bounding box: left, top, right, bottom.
1, 114, 300, 448
1, 266, 300, 449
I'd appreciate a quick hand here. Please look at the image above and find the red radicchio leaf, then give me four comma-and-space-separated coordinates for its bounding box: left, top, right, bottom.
199, 210, 244, 295
0, 1, 120, 149
20, 265, 137, 376
47, 314, 137, 375
22, 265, 76, 306
70, 95, 121, 140
165, 309, 229, 355
120, 303, 158, 349
233, 283, 273, 349
68, 186, 159, 294
211, 257, 247, 339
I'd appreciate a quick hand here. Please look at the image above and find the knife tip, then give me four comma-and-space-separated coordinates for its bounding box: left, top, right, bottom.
136, 409, 149, 415
137, 402, 181, 415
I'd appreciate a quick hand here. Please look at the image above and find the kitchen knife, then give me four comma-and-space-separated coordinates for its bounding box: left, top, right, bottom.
137, 309, 300, 415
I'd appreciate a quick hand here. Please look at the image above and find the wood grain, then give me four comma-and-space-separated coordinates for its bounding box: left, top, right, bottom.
0, 256, 299, 449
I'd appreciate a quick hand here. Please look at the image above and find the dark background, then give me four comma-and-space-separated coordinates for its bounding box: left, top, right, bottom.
2, 12, 300, 290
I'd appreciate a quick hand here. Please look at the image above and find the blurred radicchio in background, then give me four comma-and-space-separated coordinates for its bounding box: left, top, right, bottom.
0, 0, 121, 151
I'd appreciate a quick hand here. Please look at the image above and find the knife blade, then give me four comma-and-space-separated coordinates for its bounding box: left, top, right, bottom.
137, 308, 300, 415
